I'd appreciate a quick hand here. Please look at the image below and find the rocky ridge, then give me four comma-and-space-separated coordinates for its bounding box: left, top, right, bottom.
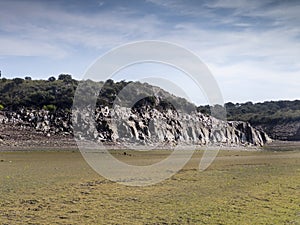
255, 122, 300, 141
0, 104, 272, 149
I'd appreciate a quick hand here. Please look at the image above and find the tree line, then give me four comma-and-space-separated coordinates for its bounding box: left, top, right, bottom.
0, 75, 195, 113
1, 75, 299, 127
197, 100, 300, 125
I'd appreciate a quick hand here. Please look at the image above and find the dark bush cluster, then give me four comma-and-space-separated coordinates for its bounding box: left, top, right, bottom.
197, 100, 300, 125
0, 76, 195, 113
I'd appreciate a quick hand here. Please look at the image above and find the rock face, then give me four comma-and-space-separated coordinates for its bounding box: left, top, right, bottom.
0, 109, 72, 135
1, 105, 272, 147
255, 121, 300, 141
72, 106, 271, 147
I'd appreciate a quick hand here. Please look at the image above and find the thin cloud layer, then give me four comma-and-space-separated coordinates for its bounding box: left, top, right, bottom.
0, 0, 299, 103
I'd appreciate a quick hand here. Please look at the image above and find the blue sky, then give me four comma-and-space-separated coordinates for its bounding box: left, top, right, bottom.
0, 0, 299, 104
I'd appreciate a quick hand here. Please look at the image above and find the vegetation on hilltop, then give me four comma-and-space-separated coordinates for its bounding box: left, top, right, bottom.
198, 101, 300, 140
198, 101, 300, 126
0, 75, 195, 112
1, 75, 299, 122
0, 75, 299, 140
0, 75, 77, 110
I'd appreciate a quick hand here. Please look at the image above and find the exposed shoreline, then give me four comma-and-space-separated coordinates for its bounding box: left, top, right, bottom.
1, 124, 299, 152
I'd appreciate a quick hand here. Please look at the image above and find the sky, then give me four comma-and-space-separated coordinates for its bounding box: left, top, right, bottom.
0, 0, 299, 105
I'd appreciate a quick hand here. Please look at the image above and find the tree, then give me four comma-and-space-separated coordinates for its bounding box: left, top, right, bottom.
58, 74, 72, 82
106, 79, 114, 84
48, 76, 56, 82
13, 78, 23, 85
225, 102, 235, 108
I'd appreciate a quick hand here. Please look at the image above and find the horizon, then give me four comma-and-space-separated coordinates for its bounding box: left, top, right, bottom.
0, 0, 299, 104
0, 74, 299, 106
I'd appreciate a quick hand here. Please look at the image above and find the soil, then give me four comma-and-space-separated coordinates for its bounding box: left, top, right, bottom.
0, 124, 77, 151
0, 150, 299, 224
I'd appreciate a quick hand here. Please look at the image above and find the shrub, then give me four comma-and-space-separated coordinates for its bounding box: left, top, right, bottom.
13, 78, 24, 85
0, 104, 4, 110
58, 74, 72, 81
48, 76, 56, 82
43, 104, 57, 112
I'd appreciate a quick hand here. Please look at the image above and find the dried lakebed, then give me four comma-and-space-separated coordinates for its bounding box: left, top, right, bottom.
0, 149, 299, 224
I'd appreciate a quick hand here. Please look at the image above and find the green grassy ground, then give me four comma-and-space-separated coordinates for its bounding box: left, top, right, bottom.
0, 149, 299, 224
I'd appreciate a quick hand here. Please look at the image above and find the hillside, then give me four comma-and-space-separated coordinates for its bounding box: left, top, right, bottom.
0, 75, 195, 112
0, 75, 272, 148
198, 101, 300, 141
0, 75, 299, 141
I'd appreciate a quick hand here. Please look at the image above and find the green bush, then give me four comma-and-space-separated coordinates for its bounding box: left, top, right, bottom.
43, 104, 57, 112
0, 104, 4, 110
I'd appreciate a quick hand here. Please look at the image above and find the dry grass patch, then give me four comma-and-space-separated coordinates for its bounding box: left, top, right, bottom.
0, 149, 299, 224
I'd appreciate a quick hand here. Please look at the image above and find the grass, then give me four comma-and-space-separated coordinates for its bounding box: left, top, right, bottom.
0, 148, 299, 224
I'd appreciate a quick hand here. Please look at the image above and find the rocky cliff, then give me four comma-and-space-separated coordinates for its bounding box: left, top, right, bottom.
0, 104, 272, 148
1, 77, 297, 142
255, 122, 300, 141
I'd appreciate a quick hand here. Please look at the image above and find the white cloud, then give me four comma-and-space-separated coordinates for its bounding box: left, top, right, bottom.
0, 0, 299, 102
0, 37, 67, 58
0, 0, 164, 57
205, 0, 271, 11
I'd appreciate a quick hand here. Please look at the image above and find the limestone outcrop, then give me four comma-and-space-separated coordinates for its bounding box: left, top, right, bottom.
1, 104, 272, 147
